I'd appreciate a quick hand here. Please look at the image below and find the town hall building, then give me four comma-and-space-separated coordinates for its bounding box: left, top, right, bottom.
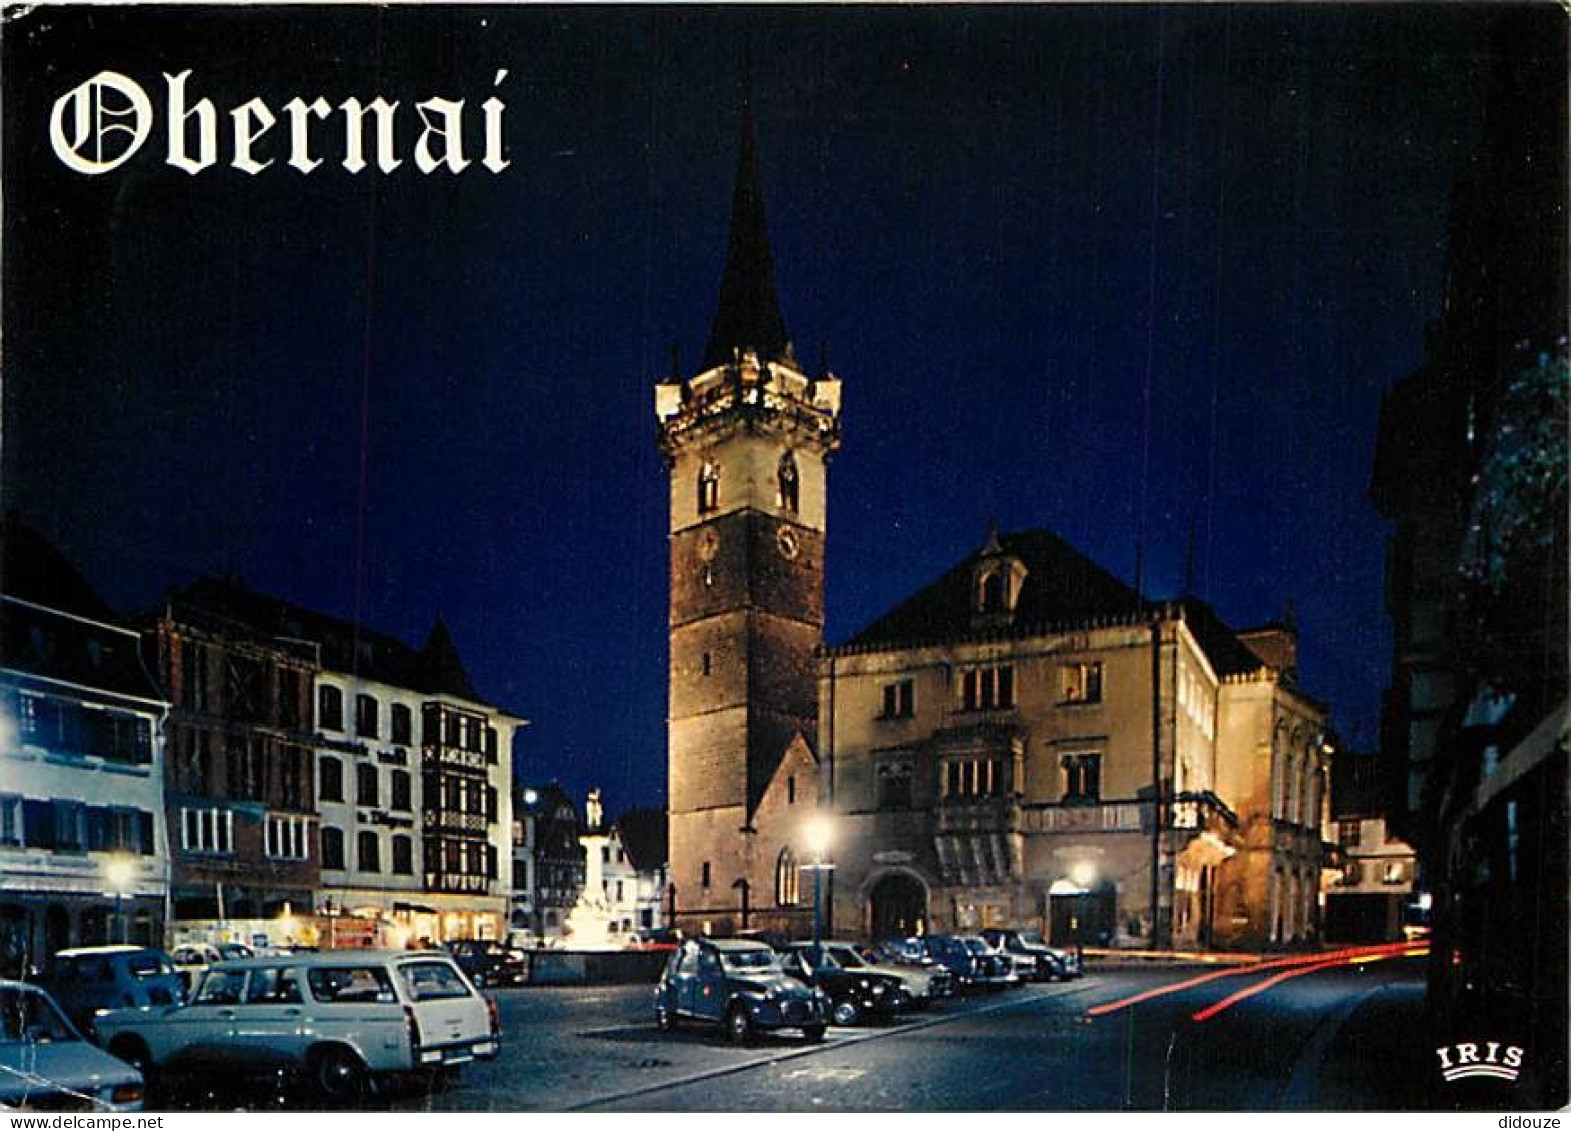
656, 109, 1331, 950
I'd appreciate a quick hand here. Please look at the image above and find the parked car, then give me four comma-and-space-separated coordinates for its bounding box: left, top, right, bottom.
958, 936, 1019, 989
778, 942, 907, 1026
908, 935, 1015, 991
817, 941, 953, 1007
0, 981, 144, 1111
94, 950, 499, 1102
654, 938, 828, 1044
625, 927, 681, 951
978, 927, 1084, 981
41, 947, 184, 1038
444, 940, 528, 987
167, 944, 222, 994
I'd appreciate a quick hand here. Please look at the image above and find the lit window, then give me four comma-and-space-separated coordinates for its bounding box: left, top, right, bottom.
1338, 819, 1361, 847
1382, 861, 1405, 885
775, 847, 799, 906
698, 461, 720, 514
1062, 662, 1103, 704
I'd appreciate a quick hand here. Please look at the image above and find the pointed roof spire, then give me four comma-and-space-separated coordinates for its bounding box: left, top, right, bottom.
420, 616, 481, 701
703, 95, 792, 369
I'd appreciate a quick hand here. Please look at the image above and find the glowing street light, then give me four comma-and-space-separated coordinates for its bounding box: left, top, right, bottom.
801, 814, 835, 950
104, 857, 134, 944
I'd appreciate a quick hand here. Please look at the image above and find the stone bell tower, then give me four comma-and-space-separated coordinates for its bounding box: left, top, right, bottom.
653, 103, 841, 934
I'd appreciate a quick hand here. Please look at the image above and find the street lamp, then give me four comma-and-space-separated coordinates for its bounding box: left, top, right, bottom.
104, 857, 134, 944
802, 814, 834, 950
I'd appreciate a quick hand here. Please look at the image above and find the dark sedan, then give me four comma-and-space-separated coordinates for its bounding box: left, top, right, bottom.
779, 943, 907, 1026
445, 939, 529, 987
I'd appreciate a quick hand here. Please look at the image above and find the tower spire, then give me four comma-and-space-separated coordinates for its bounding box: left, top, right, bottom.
703, 98, 791, 369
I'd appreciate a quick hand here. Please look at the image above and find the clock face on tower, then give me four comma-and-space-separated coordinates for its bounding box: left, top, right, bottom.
775, 525, 800, 561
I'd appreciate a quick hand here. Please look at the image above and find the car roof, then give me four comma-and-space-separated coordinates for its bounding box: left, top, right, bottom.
206, 949, 454, 971
54, 945, 155, 958
705, 938, 774, 952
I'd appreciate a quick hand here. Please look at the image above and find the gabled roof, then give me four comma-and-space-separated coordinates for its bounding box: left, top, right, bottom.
614, 807, 668, 873
843, 529, 1140, 649
1, 515, 164, 704
158, 576, 499, 709
838, 528, 1270, 681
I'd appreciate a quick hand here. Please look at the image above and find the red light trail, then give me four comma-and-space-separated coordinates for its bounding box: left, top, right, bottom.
1083, 940, 1428, 1024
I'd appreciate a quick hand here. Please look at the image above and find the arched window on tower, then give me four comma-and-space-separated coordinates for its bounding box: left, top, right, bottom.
698, 461, 720, 514
775, 847, 800, 907
777, 452, 799, 513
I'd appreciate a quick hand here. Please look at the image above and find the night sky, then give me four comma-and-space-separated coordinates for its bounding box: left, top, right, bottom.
2, 5, 1502, 812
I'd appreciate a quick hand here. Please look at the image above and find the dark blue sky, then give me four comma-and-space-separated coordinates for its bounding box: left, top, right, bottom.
3, 5, 1498, 811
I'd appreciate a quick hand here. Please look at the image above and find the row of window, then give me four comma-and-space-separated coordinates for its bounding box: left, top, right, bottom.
321, 827, 413, 874
317, 692, 500, 758
179, 643, 308, 728
10, 692, 153, 765
169, 727, 311, 809
879, 661, 1106, 720
873, 752, 1104, 807
0, 796, 156, 854
319, 758, 412, 811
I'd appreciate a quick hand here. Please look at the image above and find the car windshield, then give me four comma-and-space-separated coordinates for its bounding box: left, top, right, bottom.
719, 949, 780, 973
0, 988, 78, 1044
962, 939, 989, 954
127, 953, 175, 978
1015, 929, 1046, 946
829, 946, 866, 968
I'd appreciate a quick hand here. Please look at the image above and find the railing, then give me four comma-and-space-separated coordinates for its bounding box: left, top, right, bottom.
935, 797, 1024, 835
421, 743, 495, 772
423, 809, 491, 835
1029, 801, 1147, 833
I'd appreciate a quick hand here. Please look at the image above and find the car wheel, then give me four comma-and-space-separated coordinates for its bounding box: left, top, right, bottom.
312, 1045, 371, 1103
831, 1000, 859, 1027
802, 1024, 826, 1043
725, 1003, 753, 1046
108, 1035, 152, 1077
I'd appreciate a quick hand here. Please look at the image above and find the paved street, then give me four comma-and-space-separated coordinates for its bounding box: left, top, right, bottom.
146, 956, 1516, 1112
376, 956, 1452, 1112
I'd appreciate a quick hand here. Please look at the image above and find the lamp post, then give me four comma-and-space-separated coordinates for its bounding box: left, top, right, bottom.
803, 815, 834, 950
105, 858, 134, 944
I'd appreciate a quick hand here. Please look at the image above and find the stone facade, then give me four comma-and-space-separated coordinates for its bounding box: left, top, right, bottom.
655, 107, 841, 939
818, 530, 1330, 951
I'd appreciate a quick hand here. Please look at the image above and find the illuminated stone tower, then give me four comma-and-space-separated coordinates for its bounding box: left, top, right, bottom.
654, 106, 841, 934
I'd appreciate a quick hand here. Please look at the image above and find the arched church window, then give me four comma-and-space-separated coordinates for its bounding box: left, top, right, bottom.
697, 461, 720, 514
777, 452, 799, 513
775, 847, 800, 906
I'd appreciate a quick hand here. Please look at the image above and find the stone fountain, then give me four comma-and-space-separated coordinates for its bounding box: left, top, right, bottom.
562, 788, 618, 951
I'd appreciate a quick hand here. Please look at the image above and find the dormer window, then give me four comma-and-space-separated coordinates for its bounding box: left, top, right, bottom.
698, 461, 720, 514
969, 528, 1027, 625
777, 452, 799, 514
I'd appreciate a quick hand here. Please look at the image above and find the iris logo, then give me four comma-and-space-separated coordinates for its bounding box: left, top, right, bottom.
1435, 1040, 1524, 1083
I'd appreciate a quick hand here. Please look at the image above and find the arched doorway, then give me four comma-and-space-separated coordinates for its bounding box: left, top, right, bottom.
868, 872, 927, 941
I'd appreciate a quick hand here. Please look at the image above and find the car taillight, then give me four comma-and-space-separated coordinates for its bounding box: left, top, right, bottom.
110, 1083, 143, 1105
404, 1004, 422, 1051
486, 995, 500, 1037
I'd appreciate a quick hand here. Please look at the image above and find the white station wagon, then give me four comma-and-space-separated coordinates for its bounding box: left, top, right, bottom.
94, 950, 499, 1101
